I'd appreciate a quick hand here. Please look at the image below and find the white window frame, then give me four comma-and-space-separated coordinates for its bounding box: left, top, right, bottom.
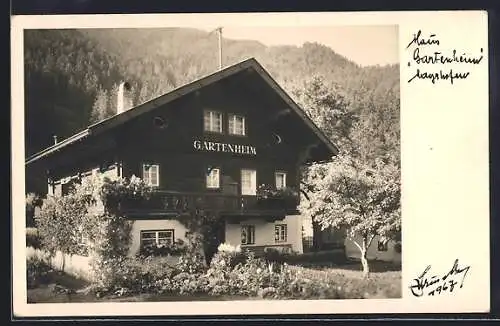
228, 114, 246, 136
241, 169, 257, 196
140, 229, 175, 248
206, 167, 221, 189
204, 110, 223, 133
275, 171, 287, 190
241, 225, 256, 245
142, 163, 160, 187
275, 224, 287, 243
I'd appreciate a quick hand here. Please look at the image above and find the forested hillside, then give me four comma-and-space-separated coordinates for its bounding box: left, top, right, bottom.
24, 28, 399, 162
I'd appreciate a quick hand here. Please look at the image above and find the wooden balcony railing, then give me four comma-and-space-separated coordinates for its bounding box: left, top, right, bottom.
119, 190, 300, 217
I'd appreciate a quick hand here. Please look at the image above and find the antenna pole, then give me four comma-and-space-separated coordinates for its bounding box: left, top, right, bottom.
216, 27, 223, 70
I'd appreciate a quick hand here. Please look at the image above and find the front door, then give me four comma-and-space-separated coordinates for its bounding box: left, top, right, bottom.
205, 175, 235, 263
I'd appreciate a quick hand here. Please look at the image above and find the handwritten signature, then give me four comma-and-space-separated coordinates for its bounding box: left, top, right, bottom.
409, 259, 470, 297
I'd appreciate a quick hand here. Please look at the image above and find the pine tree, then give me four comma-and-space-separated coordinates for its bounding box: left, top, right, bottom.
90, 88, 110, 124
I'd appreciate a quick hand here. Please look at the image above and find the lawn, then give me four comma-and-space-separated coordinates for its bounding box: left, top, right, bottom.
27, 259, 401, 303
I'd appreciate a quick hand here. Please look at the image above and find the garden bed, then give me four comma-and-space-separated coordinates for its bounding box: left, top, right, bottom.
27, 266, 259, 303
27, 254, 401, 303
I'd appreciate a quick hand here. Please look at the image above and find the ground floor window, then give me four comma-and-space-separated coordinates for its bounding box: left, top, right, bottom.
377, 239, 388, 252
275, 224, 287, 243
140, 229, 174, 248
241, 225, 255, 245
61, 181, 74, 196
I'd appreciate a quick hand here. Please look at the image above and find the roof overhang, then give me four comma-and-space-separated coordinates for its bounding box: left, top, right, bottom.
25, 57, 338, 166
25, 129, 90, 165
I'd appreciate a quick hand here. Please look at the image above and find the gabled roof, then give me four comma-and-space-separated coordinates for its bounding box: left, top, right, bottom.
26, 57, 338, 165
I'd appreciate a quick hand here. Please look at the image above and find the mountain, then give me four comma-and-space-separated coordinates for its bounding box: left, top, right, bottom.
23, 28, 400, 159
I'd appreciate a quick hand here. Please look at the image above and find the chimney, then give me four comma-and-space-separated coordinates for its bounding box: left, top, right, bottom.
53, 135, 58, 144
117, 81, 133, 114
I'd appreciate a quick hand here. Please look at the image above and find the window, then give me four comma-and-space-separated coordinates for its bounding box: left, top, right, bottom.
275, 224, 287, 243
275, 172, 287, 190
206, 167, 220, 189
140, 230, 174, 248
61, 182, 73, 196
228, 114, 246, 136
204, 110, 223, 133
241, 169, 257, 195
377, 239, 388, 252
241, 225, 255, 245
143, 164, 159, 187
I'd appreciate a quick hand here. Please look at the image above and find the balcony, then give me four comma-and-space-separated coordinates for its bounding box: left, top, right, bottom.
119, 190, 300, 220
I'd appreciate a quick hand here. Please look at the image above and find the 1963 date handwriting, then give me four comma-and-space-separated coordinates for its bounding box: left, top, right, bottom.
409, 259, 470, 297
406, 30, 484, 85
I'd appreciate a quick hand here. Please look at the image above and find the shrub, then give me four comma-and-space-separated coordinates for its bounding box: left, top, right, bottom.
231, 252, 270, 296
141, 256, 177, 279
90, 256, 143, 295
264, 250, 347, 267
205, 254, 342, 300
171, 272, 209, 295
205, 250, 244, 296
205, 249, 272, 296
26, 255, 52, 289
91, 255, 185, 296
176, 249, 207, 275
26, 193, 42, 227
263, 249, 293, 264
209, 249, 248, 272
133, 256, 178, 293
26, 227, 42, 249
92, 251, 209, 296
36, 193, 88, 256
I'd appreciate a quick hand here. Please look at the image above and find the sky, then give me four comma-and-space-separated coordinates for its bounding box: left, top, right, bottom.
198, 25, 399, 67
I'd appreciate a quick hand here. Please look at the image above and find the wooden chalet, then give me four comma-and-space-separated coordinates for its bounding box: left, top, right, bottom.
25, 58, 338, 256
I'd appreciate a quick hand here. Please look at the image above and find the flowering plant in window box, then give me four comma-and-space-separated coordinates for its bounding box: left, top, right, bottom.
138, 239, 188, 257
101, 175, 155, 211
256, 184, 299, 209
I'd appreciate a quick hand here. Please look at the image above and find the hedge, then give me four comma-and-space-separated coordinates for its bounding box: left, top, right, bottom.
263, 249, 347, 266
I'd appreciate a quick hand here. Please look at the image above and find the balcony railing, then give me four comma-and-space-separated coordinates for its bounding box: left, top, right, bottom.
119, 190, 300, 217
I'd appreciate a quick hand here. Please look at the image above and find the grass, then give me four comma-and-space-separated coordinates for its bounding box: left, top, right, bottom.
289, 260, 402, 299
299, 258, 401, 274
298, 259, 401, 298
27, 258, 401, 303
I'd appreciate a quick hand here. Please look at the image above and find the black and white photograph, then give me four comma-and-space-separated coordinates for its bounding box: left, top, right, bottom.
23, 23, 401, 303
12, 11, 489, 317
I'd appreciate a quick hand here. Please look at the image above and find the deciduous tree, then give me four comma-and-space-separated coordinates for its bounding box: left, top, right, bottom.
292, 75, 356, 153
300, 155, 400, 277
292, 76, 357, 250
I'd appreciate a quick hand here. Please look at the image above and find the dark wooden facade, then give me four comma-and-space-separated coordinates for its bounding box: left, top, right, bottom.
26, 58, 338, 221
